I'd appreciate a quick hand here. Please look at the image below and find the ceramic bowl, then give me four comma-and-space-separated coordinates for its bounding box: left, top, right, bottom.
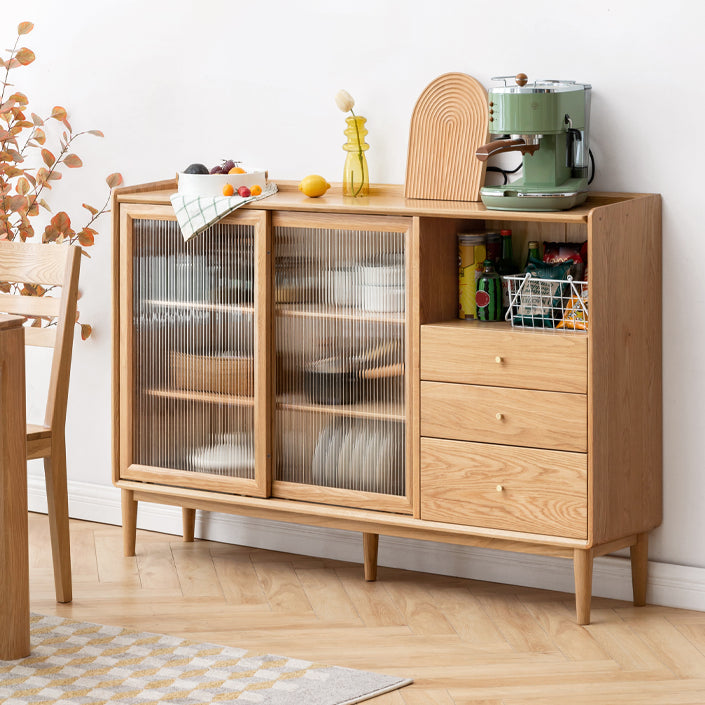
360, 254, 404, 287
360, 285, 405, 313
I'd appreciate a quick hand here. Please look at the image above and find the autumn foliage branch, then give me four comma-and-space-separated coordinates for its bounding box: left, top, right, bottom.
0, 21, 123, 339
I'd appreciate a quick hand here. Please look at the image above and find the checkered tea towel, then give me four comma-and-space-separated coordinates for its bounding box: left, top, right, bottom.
170, 182, 278, 242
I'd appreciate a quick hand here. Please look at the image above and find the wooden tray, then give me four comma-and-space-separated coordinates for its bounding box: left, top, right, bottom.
405, 73, 489, 202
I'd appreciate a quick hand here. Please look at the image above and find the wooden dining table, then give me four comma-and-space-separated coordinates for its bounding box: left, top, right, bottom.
0, 314, 29, 660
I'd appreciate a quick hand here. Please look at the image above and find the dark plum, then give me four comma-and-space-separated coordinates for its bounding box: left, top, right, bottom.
210, 165, 224, 174
184, 163, 209, 174
222, 159, 236, 173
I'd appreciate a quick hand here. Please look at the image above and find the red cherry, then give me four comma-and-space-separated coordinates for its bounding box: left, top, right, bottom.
238, 186, 251, 198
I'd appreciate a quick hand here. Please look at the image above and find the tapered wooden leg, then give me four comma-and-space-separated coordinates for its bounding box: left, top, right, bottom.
182, 507, 196, 542
573, 548, 593, 625
121, 489, 138, 557
630, 532, 649, 606
363, 533, 378, 581
44, 438, 72, 603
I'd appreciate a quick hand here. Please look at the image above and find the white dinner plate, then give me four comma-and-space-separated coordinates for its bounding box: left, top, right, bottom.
337, 425, 357, 490
189, 433, 254, 477
362, 426, 383, 494
350, 429, 368, 492
324, 423, 345, 487
377, 429, 396, 495
312, 423, 335, 486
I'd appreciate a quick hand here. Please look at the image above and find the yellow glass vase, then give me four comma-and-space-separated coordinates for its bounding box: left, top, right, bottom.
342, 115, 369, 197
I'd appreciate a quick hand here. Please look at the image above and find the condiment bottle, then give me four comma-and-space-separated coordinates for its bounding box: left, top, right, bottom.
486, 232, 502, 265
475, 260, 502, 321
525, 240, 541, 270
497, 229, 518, 315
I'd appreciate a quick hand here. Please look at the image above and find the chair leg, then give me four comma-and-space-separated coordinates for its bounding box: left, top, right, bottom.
182, 507, 196, 542
630, 532, 649, 607
121, 489, 138, 557
43, 442, 72, 604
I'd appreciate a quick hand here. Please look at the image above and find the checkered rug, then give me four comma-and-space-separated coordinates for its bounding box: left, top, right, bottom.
0, 614, 411, 704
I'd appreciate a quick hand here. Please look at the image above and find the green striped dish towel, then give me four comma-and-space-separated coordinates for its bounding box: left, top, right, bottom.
170, 182, 278, 242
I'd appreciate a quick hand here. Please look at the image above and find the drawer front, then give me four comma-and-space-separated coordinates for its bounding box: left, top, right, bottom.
421, 437, 587, 538
421, 381, 587, 452
420, 324, 587, 393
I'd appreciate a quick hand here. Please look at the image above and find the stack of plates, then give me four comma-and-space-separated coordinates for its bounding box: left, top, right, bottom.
360, 254, 405, 313
324, 254, 405, 312
311, 421, 401, 494
188, 433, 254, 477
330, 267, 357, 307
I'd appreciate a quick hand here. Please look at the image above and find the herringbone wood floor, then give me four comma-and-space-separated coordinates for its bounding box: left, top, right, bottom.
27, 513, 705, 704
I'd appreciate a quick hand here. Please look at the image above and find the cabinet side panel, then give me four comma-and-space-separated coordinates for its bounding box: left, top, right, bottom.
118, 210, 134, 480
589, 195, 662, 544
112, 197, 122, 485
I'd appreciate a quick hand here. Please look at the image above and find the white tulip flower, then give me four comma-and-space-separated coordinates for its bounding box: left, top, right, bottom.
335, 90, 355, 113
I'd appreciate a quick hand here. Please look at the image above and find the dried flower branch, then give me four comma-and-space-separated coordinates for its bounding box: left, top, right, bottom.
0, 21, 123, 339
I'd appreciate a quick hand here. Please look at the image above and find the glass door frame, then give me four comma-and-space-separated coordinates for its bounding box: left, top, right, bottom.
117, 204, 271, 498
270, 210, 416, 514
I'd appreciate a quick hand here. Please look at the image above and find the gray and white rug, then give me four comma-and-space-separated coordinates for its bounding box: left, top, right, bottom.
0, 614, 411, 704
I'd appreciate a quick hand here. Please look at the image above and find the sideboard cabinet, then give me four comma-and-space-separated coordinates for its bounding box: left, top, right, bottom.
112, 181, 661, 624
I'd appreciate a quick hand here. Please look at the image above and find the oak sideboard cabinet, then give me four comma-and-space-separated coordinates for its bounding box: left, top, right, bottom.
112, 180, 661, 624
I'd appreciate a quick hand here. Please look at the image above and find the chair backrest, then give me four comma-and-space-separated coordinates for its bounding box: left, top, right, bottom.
0, 241, 81, 432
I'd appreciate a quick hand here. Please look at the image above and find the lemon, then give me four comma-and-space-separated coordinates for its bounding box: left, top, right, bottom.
299, 174, 330, 198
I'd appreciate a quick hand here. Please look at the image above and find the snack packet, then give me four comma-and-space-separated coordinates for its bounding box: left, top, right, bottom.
514, 259, 573, 328
543, 241, 588, 281
557, 284, 589, 330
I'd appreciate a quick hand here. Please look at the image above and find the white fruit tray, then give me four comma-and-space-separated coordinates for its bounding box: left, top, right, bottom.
178, 170, 267, 196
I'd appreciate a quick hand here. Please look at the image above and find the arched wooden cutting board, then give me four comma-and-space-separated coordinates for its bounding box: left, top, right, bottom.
405, 73, 489, 202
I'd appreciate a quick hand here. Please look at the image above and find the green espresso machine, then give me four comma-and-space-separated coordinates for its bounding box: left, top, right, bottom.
476, 74, 592, 211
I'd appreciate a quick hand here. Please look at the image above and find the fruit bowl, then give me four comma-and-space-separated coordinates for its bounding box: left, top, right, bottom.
177, 169, 267, 197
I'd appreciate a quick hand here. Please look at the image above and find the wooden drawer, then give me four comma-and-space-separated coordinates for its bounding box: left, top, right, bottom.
420, 322, 587, 393
421, 381, 587, 452
421, 437, 587, 538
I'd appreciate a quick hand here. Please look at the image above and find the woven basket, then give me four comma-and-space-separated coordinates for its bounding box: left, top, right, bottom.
170, 352, 253, 397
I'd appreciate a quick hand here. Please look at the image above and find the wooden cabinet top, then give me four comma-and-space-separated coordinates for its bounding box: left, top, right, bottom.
114, 179, 656, 225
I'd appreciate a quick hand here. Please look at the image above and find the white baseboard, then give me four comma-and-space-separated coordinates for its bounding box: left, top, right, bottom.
27, 476, 705, 613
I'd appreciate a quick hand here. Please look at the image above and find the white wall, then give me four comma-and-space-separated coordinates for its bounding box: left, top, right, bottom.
9, 1, 705, 605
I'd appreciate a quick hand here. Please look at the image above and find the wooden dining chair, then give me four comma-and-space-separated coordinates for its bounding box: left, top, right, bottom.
0, 241, 81, 603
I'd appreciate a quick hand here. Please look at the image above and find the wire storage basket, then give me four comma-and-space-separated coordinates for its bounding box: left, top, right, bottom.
504, 274, 588, 331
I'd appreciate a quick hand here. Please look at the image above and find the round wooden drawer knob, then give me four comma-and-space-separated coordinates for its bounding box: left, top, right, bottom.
495, 356, 503, 364
496, 484, 504, 492
496, 412, 504, 421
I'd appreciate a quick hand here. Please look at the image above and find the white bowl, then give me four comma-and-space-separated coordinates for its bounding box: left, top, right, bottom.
177, 170, 267, 196
332, 267, 358, 307
360, 254, 405, 287
361, 285, 405, 313
361, 264, 405, 287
